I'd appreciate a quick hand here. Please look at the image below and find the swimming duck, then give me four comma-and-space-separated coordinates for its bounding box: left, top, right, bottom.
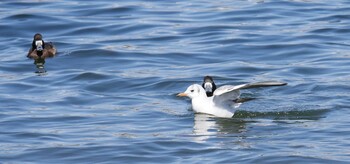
202, 76, 217, 97
27, 33, 56, 59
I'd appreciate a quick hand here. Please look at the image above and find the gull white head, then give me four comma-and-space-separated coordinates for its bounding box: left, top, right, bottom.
177, 84, 207, 99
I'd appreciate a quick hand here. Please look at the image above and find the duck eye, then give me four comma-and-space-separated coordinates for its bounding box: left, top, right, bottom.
190, 89, 194, 92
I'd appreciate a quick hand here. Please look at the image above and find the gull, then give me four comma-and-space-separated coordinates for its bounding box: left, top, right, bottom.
177, 76, 287, 118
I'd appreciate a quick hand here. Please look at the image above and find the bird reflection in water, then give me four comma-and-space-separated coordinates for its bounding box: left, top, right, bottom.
192, 114, 247, 143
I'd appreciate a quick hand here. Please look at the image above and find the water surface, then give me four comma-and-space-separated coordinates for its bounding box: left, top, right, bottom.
1, 0, 350, 163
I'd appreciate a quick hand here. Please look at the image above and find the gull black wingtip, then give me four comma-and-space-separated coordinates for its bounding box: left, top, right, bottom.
278, 82, 288, 86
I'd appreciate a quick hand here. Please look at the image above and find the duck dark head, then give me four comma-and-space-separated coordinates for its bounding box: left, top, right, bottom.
202, 76, 217, 97
32, 33, 45, 56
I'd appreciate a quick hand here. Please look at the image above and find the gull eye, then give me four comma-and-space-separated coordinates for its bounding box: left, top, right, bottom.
190, 89, 194, 92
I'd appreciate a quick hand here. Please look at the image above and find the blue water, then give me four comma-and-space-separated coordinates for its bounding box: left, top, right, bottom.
1, 0, 350, 163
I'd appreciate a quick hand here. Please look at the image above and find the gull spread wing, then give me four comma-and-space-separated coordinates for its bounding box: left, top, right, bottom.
212, 81, 287, 104
213, 81, 287, 95
212, 85, 244, 104
238, 81, 287, 89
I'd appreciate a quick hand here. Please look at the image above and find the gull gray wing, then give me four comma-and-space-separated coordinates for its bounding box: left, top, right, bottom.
213, 81, 286, 96
212, 85, 245, 104
212, 81, 287, 105
213, 84, 247, 96
238, 81, 287, 89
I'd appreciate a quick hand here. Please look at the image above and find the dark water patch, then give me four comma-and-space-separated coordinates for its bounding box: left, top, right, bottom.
234, 108, 329, 120
288, 66, 334, 76
69, 72, 111, 81
298, 34, 345, 45
84, 78, 135, 93
10, 143, 195, 163
68, 26, 108, 36
66, 49, 118, 61
4, 13, 52, 22
144, 80, 182, 92
1, 1, 52, 6
76, 5, 138, 17
0, 62, 32, 73
312, 13, 350, 22
225, 65, 278, 75
82, 76, 181, 95
2, 18, 76, 37
182, 25, 242, 35
309, 27, 350, 34
0, 82, 36, 93
250, 155, 345, 164
61, 96, 100, 106
4, 131, 61, 143
109, 23, 159, 34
